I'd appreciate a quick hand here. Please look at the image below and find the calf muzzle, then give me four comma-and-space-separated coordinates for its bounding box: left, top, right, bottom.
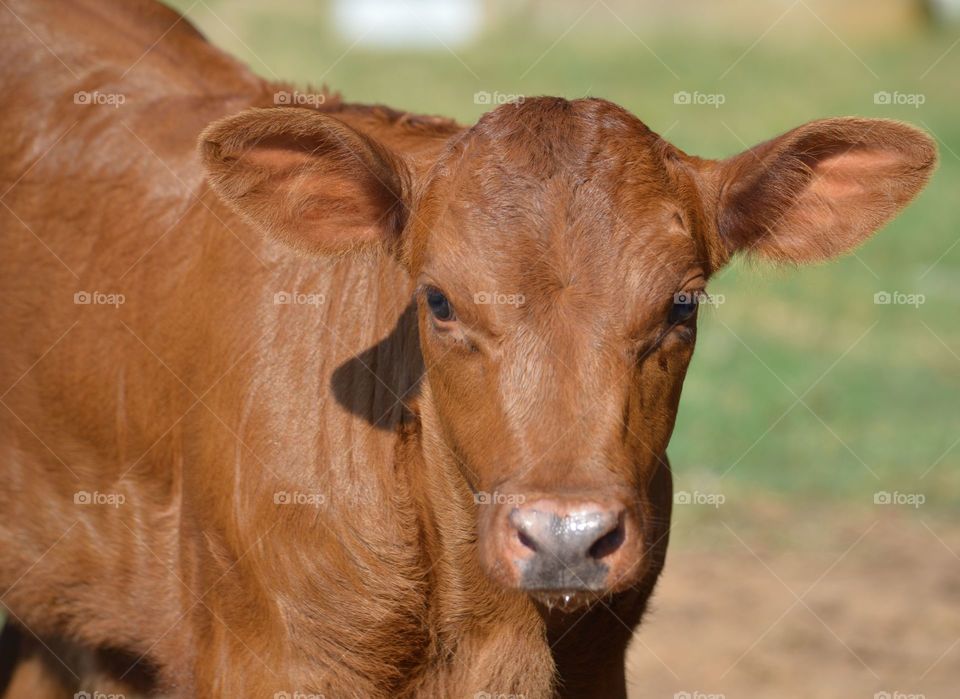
480, 495, 642, 594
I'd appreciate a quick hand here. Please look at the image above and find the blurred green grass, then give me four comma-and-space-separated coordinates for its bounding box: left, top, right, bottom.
170, 1, 959, 508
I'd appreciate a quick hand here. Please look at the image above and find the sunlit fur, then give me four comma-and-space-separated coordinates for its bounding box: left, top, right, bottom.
0, 1, 936, 698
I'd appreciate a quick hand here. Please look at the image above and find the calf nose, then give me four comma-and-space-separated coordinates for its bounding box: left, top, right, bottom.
507, 500, 630, 591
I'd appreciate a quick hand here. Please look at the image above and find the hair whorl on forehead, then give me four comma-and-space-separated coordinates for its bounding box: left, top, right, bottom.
463, 97, 665, 179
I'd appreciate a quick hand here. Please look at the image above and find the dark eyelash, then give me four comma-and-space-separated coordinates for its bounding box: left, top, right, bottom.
633, 320, 696, 363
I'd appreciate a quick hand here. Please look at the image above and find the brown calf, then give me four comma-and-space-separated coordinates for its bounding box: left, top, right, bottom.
0, 1, 936, 697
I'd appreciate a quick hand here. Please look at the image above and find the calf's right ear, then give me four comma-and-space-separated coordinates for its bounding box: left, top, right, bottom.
199, 107, 411, 256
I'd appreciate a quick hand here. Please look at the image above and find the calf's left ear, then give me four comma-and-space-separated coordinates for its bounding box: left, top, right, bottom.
199, 107, 411, 256
702, 118, 937, 264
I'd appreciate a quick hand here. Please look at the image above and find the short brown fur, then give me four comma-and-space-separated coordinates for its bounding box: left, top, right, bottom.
0, 1, 935, 698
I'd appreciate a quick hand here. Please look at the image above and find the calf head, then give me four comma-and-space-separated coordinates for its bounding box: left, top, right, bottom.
201, 98, 935, 605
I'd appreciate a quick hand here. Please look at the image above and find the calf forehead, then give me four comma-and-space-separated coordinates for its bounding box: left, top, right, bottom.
466, 96, 664, 175
457, 97, 674, 218
424, 98, 699, 324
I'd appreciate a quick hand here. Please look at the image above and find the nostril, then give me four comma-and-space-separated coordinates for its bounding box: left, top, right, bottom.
517, 528, 539, 553
509, 508, 546, 553
507, 503, 628, 562
588, 519, 625, 560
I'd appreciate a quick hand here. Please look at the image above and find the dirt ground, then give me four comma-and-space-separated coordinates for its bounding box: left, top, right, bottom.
625, 502, 960, 699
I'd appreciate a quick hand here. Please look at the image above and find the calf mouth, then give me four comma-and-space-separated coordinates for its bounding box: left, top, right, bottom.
529, 589, 607, 613
518, 554, 610, 592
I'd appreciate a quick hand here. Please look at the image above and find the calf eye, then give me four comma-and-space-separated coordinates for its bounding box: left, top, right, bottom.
426, 288, 455, 322
669, 291, 700, 324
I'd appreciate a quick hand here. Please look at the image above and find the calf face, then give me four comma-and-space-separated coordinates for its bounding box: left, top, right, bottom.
201, 98, 935, 604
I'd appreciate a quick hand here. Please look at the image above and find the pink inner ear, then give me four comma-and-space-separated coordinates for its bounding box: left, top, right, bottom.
811, 148, 904, 198
244, 144, 311, 171
797, 147, 907, 235
260, 163, 396, 254
771, 149, 898, 262
715, 118, 936, 265
209, 131, 405, 255
201, 109, 411, 254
